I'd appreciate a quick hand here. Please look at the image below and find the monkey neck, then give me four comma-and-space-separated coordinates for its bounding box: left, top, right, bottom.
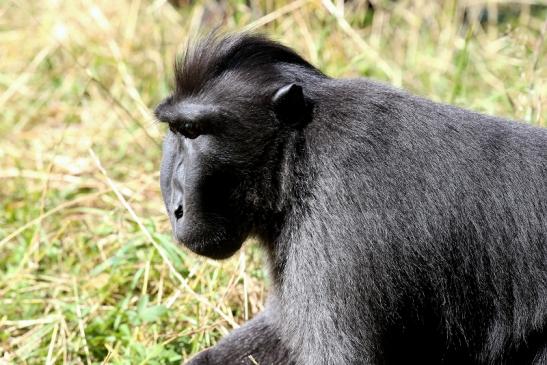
256, 127, 320, 285
257, 114, 364, 287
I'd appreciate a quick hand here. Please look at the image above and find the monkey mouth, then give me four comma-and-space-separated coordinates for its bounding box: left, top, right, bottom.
177, 236, 243, 260
172, 221, 244, 260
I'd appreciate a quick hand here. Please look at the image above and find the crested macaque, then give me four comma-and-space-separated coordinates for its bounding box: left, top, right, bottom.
155, 33, 547, 364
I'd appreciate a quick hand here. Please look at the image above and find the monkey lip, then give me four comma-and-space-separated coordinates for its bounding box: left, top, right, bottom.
177, 236, 243, 260
172, 221, 243, 260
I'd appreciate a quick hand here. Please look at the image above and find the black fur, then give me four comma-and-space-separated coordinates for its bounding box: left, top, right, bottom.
155, 33, 547, 364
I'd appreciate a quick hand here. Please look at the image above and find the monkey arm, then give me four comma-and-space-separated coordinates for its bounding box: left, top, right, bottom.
532, 346, 547, 365
185, 310, 295, 365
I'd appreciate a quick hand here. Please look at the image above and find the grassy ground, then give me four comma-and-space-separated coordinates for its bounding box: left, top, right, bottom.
0, 0, 545, 363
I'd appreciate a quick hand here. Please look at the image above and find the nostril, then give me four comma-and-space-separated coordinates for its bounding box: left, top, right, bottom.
174, 205, 183, 220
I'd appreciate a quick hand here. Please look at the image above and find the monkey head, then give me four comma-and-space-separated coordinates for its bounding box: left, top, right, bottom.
154, 35, 318, 259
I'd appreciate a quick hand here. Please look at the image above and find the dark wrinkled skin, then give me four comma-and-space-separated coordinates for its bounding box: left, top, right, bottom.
155, 34, 547, 365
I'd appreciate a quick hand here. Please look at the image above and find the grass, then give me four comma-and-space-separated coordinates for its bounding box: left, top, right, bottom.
0, 0, 545, 363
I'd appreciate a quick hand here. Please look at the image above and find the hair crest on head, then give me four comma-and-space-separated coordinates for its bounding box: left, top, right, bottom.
174, 32, 323, 97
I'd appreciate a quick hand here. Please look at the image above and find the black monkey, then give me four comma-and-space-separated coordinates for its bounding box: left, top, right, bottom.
154, 34, 547, 364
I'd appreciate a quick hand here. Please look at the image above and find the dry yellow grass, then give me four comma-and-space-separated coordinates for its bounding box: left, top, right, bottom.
0, 0, 545, 363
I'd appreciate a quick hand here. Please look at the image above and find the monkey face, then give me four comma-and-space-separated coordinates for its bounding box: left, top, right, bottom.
158, 122, 246, 259
156, 94, 254, 259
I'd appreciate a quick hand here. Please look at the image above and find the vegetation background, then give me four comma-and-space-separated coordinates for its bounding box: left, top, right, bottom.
1, 0, 545, 363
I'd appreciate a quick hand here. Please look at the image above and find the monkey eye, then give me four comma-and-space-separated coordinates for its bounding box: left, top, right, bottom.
169, 121, 202, 139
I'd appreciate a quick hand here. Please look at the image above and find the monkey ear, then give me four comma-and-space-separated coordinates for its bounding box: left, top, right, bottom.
272, 83, 311, 127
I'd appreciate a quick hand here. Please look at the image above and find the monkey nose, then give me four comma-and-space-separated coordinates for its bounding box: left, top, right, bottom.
174, 205, 184, 220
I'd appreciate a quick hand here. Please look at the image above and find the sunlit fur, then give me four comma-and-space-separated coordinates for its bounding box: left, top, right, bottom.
157, 33, 547, 364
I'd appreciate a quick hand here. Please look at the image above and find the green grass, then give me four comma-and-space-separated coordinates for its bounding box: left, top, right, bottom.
0, 0, 545, 363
